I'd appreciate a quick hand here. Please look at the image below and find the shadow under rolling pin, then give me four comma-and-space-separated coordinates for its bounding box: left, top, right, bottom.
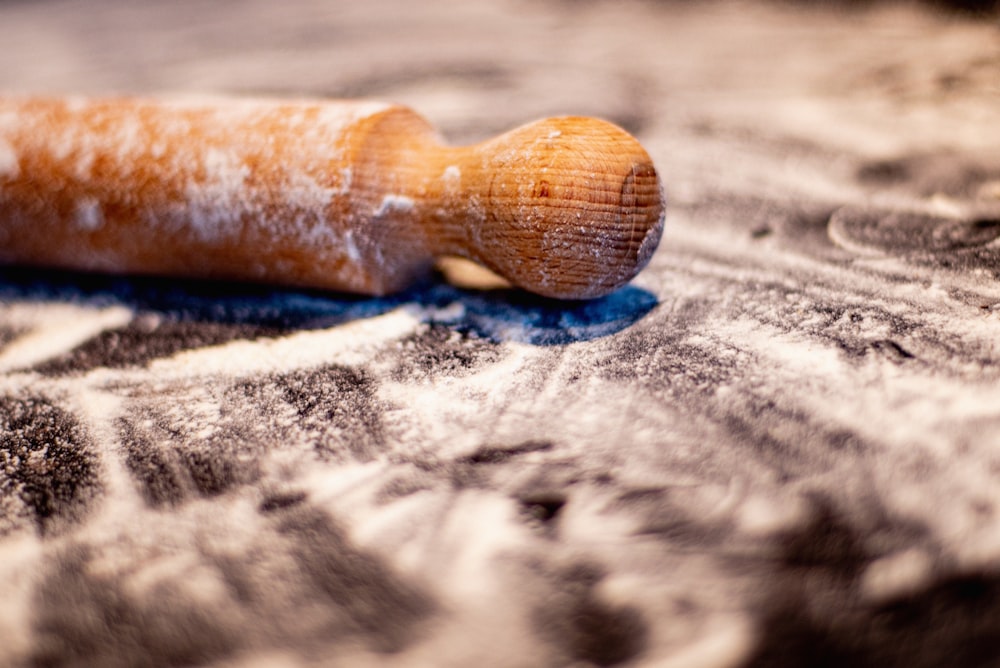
0, 97, 664, 300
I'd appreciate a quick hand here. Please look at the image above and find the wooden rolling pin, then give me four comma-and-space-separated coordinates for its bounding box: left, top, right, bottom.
0, 96, 664, 299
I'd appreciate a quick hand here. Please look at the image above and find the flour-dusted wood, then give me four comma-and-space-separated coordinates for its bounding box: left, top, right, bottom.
0, 97, 664, 299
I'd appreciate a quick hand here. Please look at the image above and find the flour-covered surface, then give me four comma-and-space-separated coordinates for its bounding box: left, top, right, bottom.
1, 1, 1000, 666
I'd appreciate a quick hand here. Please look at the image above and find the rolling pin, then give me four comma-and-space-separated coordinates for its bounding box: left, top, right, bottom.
0, 96, 664, 299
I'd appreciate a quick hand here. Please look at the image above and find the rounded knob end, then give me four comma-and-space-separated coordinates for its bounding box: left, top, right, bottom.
469, 116, 665, 299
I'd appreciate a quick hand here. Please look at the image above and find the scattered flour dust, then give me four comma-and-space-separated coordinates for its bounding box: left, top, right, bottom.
373, 194, 415, 217
186, 148, 252, 242
344, 230, 362, 262
0, 137, 18, 179
311, 100, 390, 136
442, 165, 461, 193
336, 166, 352, 196
74, 197, 104, 231
283, 170, 339, 217
155, 96, 388, 121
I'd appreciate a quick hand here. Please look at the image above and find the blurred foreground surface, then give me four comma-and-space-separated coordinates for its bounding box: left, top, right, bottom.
1, 1, 1000, 666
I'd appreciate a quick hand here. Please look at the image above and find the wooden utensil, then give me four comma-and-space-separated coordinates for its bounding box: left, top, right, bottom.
0, 96, 664, 299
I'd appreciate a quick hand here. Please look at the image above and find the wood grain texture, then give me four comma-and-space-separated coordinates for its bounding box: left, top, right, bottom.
0, 97, 664, 298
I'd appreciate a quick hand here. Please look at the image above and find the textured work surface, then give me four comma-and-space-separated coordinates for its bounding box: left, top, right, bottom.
1, 1, 1000, 666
